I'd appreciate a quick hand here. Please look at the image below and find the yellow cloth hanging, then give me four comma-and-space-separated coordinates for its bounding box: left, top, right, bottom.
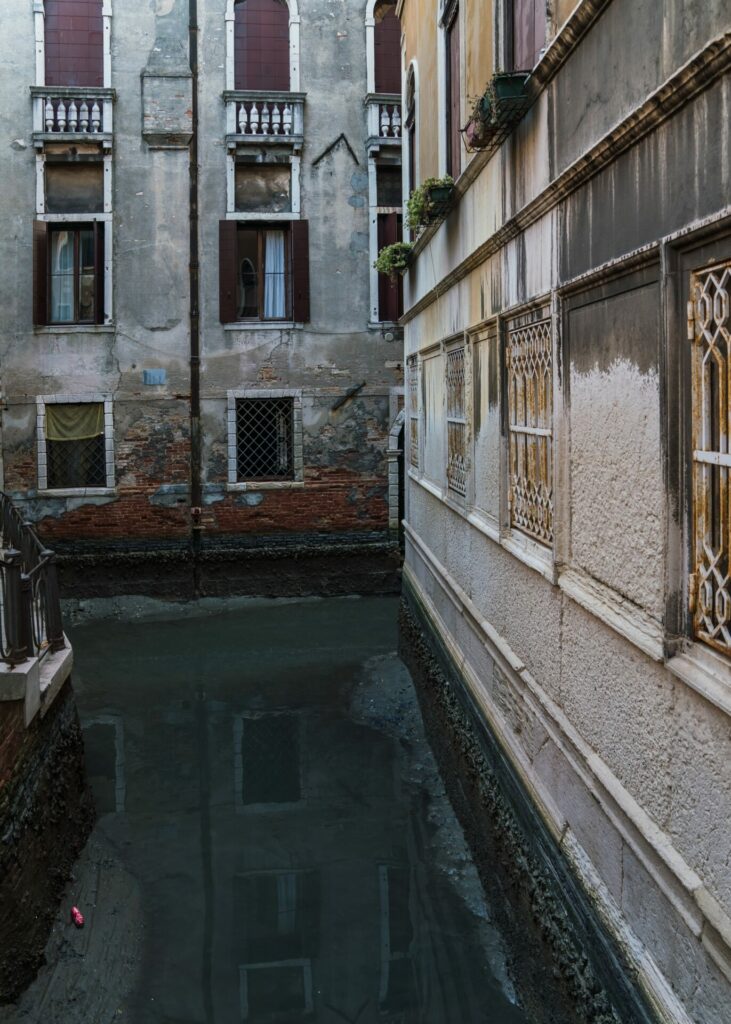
45, 402, 104, 441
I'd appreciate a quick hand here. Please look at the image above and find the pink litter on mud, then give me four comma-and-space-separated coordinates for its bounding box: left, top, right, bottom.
70, 907, 84, 928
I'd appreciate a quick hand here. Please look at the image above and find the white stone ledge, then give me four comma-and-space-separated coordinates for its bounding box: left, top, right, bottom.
226, 480, 305, 492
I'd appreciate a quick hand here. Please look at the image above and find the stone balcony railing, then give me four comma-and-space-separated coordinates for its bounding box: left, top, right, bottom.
366, 93, 402, 150
31, 86, 115, 148
224, 90, 305, 152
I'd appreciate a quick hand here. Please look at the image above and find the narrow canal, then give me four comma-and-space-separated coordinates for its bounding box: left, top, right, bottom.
9, 597, 550, 1022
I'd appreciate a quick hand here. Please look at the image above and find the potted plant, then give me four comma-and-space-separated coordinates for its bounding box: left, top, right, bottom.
462, 93, 496, 151
406, 175, 455, 233
374, 241, 413, 281
492, 71, 530, 116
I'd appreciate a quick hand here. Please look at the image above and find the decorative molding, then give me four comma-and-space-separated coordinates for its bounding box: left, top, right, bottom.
402, 32, 731, 324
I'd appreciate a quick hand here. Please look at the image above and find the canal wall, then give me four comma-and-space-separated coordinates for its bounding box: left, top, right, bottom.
399, 588, 665, 1024
0, 679, 94, 1004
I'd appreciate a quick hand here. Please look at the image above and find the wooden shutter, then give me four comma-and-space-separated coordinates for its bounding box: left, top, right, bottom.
291, 220, 310, 323
377, 213, 402, 323
447, 11, 461, 178
512, 0, 544, 70
33, 220, 48, 326
94, 221, 105, 324
219, 219, 239, 324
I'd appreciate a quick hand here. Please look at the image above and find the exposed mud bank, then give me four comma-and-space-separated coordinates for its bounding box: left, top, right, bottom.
398, 592, 659, 1024
0, 681, 94, 1004
52, 532, 402, 600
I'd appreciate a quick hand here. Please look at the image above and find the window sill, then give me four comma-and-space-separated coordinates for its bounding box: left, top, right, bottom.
36, 487, 117, 498
226, 480, 304, 492
34, 325, 115, 335
667, 644, 731, 718
223, 322, 303, 331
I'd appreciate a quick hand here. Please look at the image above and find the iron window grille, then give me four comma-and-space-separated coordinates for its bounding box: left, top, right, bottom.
506, 314, 553, 545
236, 397, 295, 482
445, 345, 467, 496
407, 357, 419, 470
43, 401, 108, 490
690, 259, 731, 655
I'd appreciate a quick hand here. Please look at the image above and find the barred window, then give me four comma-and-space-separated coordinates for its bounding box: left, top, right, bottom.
407, 356, 419, 469
690, 259, 731, 655
506, 315, 553, 545
446, 345, 467, 496
236, 397, 294, 481
43, 401, 107, 489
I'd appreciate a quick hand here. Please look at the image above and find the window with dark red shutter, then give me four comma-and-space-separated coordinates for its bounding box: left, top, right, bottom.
33, 221, 49, 327
511, 0, 546, 71
291, 221, 310, 324
445, 7, 461, 179
374, 2, 401, 95
44, 0, 104, 88
220, 220, 240, 324
234, 0, 290, 92
377, 212, 403, 323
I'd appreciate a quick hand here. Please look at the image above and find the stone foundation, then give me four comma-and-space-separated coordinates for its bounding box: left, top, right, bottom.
398, 592, 659, 1024
0, 680, 94, 1004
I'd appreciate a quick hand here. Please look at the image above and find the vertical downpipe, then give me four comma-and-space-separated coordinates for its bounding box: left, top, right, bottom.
189, 0, 203, 593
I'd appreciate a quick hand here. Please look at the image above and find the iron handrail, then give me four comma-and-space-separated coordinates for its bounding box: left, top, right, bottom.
0, 493, 65, 668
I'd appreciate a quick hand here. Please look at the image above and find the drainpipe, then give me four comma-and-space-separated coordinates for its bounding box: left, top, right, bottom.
189, 0, 203, 585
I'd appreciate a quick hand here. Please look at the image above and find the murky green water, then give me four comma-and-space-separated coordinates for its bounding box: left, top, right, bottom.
10, 597, 530, 1023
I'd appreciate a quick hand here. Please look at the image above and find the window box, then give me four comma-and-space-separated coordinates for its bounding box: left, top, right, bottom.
424, 182, 455, 217
461, 72, 531, 154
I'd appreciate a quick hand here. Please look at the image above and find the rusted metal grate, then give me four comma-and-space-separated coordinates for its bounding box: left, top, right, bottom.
446, 346, 467, 496
47, 434, 106, 489
690, 260, 731, 654
236, 397, 294, 481
408, 358, 419, 470
506, 317, 553, 545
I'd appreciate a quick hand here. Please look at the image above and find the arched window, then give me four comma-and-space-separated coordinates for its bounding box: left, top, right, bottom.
374, 1, 401, 94
235, 0, 290, 92
44, 0, 103, 87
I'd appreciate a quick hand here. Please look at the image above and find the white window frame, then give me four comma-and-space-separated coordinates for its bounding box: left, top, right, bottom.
36, 392, 115, 496
226, 388, 304, 491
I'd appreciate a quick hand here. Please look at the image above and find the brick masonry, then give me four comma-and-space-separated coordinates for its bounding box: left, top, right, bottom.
0, 680, 94, 1003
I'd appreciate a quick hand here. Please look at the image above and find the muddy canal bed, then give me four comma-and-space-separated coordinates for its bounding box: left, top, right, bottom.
4, 596, 530, 1023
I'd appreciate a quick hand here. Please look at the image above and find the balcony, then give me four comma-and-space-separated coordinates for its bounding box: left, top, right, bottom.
31, 86, 115, 149
365, 93, 401, 153
224, 90, 305, 153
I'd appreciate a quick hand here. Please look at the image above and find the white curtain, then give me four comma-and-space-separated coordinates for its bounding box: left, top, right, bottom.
50, 231, 74, 323
263, 230, 286, 318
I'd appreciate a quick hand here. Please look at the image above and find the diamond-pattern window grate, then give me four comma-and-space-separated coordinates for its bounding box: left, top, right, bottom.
407, 358, 419, 470
236, 397, 294, 482
506, 317, 553, 545
691, 260, 731, 655
47, 434, 106, 489
446, 347, 467, 496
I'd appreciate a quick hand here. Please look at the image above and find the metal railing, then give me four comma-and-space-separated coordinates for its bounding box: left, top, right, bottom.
0, 494, 65, 669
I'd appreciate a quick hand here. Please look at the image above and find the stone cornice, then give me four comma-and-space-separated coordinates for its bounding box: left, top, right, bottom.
402, 31, 731, 325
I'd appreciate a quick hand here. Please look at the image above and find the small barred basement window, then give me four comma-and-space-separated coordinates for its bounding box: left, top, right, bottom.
236, 397, 295, 481
45, 402, 106, 489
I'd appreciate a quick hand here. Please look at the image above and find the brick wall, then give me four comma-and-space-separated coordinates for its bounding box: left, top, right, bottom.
0, 682, 94, 1001
45, 0, 104, 88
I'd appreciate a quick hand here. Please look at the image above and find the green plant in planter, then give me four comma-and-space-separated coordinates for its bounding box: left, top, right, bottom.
374, 241, 413, 280
406, 175, 455, 232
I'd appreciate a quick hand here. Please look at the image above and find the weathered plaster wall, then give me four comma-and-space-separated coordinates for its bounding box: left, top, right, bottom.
0, 0, 402, 562
401, 2, 731, 1021
400, 0, 439, 180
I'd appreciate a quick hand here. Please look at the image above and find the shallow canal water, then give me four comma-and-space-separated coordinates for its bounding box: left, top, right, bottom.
7, 596, 531, 1023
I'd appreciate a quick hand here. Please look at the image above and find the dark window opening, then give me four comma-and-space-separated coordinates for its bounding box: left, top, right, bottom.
374, 2, 401, 95
236, 400, 295, 483
237, 225, 291, 321
234, 0, 290, 91
45, 161, 104, 214
45, 0, 104, 88
235, 871, 319, 963
235, 163, 292, 214
445, 6, 461, 178
376, 164, 402, 207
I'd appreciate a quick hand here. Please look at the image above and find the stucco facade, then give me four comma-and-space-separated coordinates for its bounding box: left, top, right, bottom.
0, 0, 404, 590
399, 1, 731, 1022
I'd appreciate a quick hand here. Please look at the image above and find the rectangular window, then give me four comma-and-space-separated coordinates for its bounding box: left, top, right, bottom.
221, 221, 311, 324
44, 401, 107, 489
422, 351, 445, 487
45, 160, 104, 214
235, 163, 292, 214
445, 5, 461, 178
446, 345, 467, 497
234, 871, 318, 963
506, 314, 553, 545
511, 0, 547, 71
33, 222, 104, 326
690, 259, 731, 655
236, 397, 295, 482
407, 357, 419, 470
240, 715, 301, 804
